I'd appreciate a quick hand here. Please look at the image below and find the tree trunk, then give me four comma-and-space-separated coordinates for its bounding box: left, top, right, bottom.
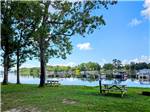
3, 53, 8, 85
39, 38, 46, 87
16, 49, 20, 84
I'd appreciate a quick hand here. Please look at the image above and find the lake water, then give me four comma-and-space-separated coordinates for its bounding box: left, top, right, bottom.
0, 73, 150, 88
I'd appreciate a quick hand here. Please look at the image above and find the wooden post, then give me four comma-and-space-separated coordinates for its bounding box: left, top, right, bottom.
99, 79, 102, 94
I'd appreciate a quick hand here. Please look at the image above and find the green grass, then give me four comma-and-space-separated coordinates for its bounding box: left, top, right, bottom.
1, 84, 150, 112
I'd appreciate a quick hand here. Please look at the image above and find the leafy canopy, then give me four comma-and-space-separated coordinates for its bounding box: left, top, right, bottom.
32, 0, 116, 62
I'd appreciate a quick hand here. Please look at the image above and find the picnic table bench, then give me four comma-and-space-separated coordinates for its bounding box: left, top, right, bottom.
46, 80, 60, 87
99, 80, 127, 97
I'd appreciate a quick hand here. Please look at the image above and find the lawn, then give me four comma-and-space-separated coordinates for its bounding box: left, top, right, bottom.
1, 84, 150, 112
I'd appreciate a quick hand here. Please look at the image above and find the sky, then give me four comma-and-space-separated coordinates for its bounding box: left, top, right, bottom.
1, 0, 150, 70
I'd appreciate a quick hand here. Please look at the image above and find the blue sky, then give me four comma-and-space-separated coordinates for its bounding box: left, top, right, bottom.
19, 1, 150, 68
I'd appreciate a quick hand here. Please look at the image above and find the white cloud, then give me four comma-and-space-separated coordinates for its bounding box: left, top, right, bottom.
122, 55, 150, 65
141, 0, 150, 20
128, 18, 142, 27
77, 42, 92, 50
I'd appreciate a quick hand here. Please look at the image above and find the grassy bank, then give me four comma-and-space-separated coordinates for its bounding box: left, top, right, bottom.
1, 84, 150, 112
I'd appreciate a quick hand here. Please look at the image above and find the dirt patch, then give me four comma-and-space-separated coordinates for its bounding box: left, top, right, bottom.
4, 107, 40, 112
62, 98, 77, 105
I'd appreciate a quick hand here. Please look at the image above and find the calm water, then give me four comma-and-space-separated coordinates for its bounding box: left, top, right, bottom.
0, 73, 150, 88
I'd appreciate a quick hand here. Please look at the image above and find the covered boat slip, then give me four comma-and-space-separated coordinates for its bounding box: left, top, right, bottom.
137, 69, 150, 82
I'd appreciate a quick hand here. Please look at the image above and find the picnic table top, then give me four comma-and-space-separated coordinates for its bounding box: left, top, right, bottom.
47, 80, 59, 82
102, 84, 127, 86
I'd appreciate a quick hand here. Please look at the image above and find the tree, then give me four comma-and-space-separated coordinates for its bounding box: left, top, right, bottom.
103, 63, 114, 70
75, 69, 80, 76
130, 62, 136, 77
1, 1, 42, 84
148, 63, 150, 69
77, 62, 100, 71
12, 1, 42, 84
112, 59, 122, 70
30, 67, 39, 77
77, 63, 87, 71
103, 63, 114, 75
20, 68, 30, 76
135, 62, 148, 70
1, 1, 17, 84
85, 62, 101, 71
124, 64, 130, 75
32, 1, 116, 87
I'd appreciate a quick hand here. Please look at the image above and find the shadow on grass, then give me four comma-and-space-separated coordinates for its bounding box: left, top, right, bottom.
83, 91, 128, 98
100, 93, 128, 98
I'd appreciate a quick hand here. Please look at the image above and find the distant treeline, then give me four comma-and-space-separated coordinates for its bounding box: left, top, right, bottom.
19, 61, 150, 77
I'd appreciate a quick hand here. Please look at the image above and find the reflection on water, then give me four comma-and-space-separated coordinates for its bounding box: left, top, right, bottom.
0, 73, 150, 88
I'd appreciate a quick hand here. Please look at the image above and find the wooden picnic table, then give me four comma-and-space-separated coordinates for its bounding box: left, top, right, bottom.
46, 80, 60, 87
99, 80, 127, 97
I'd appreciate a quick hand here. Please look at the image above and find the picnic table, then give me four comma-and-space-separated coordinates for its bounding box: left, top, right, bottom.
46, 80, 60, 87
99, 80, 127, 97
